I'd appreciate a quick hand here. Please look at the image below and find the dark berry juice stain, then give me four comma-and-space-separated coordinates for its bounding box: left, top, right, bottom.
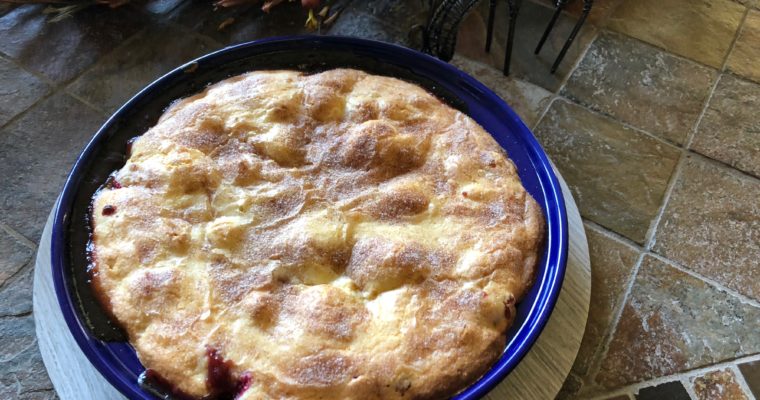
102, 205, 116, 216
235, 373, 252, 398
139, 353, 251, 400
139, 369, 195, 400
206, 348, 251, 399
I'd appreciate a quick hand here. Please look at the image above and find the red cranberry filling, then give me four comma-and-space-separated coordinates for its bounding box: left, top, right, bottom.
140, 355, 251, 400
102, 205, 116, 216
206, 348, 251, 400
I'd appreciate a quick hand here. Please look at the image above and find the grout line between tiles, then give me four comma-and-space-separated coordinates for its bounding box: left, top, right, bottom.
648, 252, 760, 309
556, 32, 601, 91
60, 26, 147, 110
582, 218, 643, 251
0, 258, 34, 293
687, 148, 760, 183
61, 22, 222, 116
0, 51, 58, 89
556, 93, 683, 149
530, 1, 603, 131
641, 151, 685, 250
555, 26, 600, 96
530, 95, 558, 132
680, 374, 699, 400
64, 91, 112, 117
721, 6, 751, 73
0, 88, 58, 133
588, 353, 760, 400
0, 221, 37, 249
0, 55, 59, 132
683, 72, 722, 151
730, 364, 758, 400
0, 23, 148, 131
681, 5, 746, 150
584, 250, 646, 390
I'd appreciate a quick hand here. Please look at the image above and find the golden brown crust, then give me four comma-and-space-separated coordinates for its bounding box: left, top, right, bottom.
90, 69, 544, 399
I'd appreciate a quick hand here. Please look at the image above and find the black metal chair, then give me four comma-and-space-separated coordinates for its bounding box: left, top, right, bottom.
535, 0, 594, 73
422, 0, 593, 76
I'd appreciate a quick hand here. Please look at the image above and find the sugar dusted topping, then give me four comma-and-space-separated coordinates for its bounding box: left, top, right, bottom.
90, 69, 544, 399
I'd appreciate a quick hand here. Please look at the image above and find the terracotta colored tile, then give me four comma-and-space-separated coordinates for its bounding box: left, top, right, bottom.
0, 93, 103, 241
0, 4, 143, 83
571, 224, 639, 376
562, 32, 716, 145
67, 25, 221, 114
727, 10, 760, 84
459, 0, 597, 91
450, 55, 553, 127
596, 256, 760, 388
534, 100, 680, 243
0, 56, 48, 127
690, 74, 760, 177
739, 360, 760, 398
635, 381, 690, 400
692, 369, 750, 400
652, 156, 760, 301
608, 0, 745, 68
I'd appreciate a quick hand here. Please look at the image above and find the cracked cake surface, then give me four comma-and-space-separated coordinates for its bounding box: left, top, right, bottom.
89, 69, 544, 399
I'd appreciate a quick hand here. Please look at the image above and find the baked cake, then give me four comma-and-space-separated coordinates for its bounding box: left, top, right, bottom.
89, 69, 544, 399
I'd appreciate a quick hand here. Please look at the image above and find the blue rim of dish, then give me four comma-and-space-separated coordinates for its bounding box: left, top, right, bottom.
51, 35, 568, 400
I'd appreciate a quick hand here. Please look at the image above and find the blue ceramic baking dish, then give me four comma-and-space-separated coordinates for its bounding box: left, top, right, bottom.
51, 36, 567, 399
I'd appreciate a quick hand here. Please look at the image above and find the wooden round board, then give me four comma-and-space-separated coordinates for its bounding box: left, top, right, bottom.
34, 170, 591, 400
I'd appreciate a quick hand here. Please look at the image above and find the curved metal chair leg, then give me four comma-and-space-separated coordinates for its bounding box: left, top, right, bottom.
551, 0, 592, 73
485, 0, 497, 52
535, 0, 569, 54
503, 0, 521, 76
422, 0, 482, 62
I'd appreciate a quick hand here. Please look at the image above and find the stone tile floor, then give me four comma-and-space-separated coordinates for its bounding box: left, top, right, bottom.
0, 0, 758, 399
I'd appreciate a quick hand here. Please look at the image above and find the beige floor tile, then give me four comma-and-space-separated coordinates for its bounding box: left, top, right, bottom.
690, 73, 760, 177
450, 55, 553, 127
596, 256, 760, 388
534, 100, 680, 243
570, 224, 639, 380
608, 0, 745, 68
562, 32, 716, 145
727, 10, 760, 84
652, 155, 760, 300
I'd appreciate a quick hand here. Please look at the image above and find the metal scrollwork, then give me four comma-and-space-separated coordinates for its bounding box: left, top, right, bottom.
422, 0, 593, 76
422, 0, 482, 62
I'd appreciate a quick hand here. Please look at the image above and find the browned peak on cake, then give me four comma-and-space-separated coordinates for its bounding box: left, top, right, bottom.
90, 69, 544, 400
